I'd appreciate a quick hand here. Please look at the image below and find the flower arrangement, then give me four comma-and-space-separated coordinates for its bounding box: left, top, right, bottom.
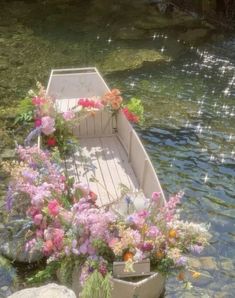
15, 83, 144, 155
2, 84, 211, 297
2, 145, 211, 297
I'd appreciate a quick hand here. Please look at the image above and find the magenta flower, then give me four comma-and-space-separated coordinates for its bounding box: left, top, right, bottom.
41, 116, 55, 135
48, 199, 60, 216
34, 118, 42, 127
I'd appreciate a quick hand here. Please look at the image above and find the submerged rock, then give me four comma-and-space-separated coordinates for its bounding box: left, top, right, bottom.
8, 283, 76, 298
0, 255, 16, 297
0, 219, 43, 263
188, 256, 218, 271
179, 28, 210, 44
101, 48, 170, 73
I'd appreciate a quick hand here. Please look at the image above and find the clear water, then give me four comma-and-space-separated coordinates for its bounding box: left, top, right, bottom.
0, 1, 235, 296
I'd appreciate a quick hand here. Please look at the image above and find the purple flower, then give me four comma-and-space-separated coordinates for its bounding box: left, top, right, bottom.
24, 127, 42, 146
176, 256, 187, 266
190, 244, 204, 254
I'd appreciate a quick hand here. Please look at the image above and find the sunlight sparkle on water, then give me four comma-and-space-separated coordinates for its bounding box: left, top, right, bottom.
203, 173, 209, 183
152, 33, 157, 40
130, 82, 135, 88
210, 155, 215, 161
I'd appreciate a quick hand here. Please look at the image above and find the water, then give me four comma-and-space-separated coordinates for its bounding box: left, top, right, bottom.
0, 0, 235, 296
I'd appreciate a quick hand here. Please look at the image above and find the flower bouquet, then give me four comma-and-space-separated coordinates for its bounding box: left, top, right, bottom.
2, 145, 211, 298
15, 83, 144, 156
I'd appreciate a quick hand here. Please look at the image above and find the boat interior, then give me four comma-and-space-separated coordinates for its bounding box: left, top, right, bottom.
46, 68, 165, 209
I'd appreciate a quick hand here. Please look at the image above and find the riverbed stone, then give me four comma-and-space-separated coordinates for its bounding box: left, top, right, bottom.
0, 255, 16, 297
188, 256, 218, 271
220, 257, 235, 272
101, 48, 170, 73
0, 219, 43, 263
8, 283, 76, 298
115, 27, 147, 40
179, 28, 210, 44
0, 149, 15, 161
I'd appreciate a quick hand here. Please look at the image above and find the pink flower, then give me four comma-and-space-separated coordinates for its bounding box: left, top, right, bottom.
63, 110, 75, 121
33, 213, 43, 226
53, 228, 64, 250
48, 199, 60, 216
34, 118, 42, 127
36, 229, 44, 238
41, 116, 55, 135
147, 226, 159, 238
151, 192, 161, 202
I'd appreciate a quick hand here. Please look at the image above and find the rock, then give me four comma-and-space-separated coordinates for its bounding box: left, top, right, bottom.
178, 28, 210, 44
0, 149, 15, 161
101, 49, 170, 73
188, 256, 218, 271
135, 9, 199, 30
8, 283, 76, 298
0, 64, 7, 71
220, 257, 234, 272
222, 282, 235, 293
0, 255, 16, 297
0, 219, 43, 263
115, 27, 146, 40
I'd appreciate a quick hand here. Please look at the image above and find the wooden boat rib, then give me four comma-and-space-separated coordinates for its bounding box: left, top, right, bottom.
46, 67, 166, 209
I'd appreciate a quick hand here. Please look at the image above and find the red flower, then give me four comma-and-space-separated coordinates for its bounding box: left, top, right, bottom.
47, 136, 57, 147
122, 107, 139, 123
32, 96, 46, 106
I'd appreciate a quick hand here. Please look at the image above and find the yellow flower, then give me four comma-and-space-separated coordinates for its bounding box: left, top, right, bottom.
168, 229, 177, 238
192, 271, 201, 279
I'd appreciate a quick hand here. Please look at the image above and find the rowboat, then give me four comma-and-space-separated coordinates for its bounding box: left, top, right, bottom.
46, 67, 166, 210
46, 67, 166, 297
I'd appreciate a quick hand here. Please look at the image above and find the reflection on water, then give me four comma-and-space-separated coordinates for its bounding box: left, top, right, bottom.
0, 0, 235, 296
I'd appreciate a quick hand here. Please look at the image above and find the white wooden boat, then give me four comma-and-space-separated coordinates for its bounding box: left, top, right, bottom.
47, 67, 166, 297
46, 67, 166, 210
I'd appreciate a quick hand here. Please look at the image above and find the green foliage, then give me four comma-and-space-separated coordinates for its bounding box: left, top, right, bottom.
27, 261, 60, 285
14, 97, 34, 125
151, 257, 174, 275
92, 239, 115, 263
80, 270, 112, 298
58, 257, 77, 285
126, 97, 144, 124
